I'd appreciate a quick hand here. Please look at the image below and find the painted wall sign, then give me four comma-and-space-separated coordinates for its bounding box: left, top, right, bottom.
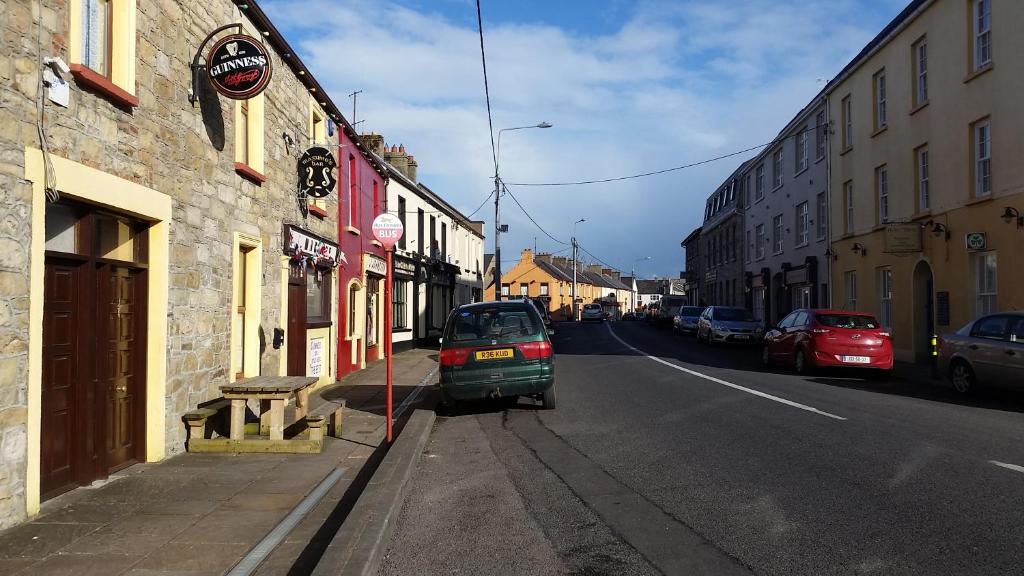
298, 147, 337, 198
363, 253, 387, 276
964, 232, 987, 251
394, 257, 417, 277
883, 223, 923, 253
285, 224, 345, 266
309, 337, 324, 377
207, 34, 272, 99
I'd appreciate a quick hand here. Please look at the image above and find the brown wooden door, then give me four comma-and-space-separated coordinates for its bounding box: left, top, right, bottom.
102, 266, 140, 471
41, 260, 83, 498
287, 276, 307, 376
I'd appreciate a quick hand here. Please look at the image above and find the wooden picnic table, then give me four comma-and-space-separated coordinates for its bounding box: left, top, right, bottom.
220, 376, 318, 441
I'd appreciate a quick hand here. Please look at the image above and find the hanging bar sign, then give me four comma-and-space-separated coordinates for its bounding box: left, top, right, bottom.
206, 34, 272, 99
298, 147, 337, 198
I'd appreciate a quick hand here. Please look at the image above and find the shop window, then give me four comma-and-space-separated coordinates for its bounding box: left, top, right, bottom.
235, 94, 265, 181
306, 267, 331, 324
69, 0, 138, 108
393, 279, 408, 329
45, 203, 84, 254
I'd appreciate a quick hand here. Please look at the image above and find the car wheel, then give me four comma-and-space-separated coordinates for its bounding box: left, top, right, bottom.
794, 349, 813, 375
541, 385, 557, 410
438, 393, 458, 416
950, 360, 976, 394
761, 345, 772, 367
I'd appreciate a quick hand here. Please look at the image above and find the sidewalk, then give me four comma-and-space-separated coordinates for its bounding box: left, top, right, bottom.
0, 348, 438, 576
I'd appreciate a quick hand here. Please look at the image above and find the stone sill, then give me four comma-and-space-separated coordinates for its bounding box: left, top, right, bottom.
234, 163, 265, 185
344, 226, 360, 236
840, 146, 853, 157
909, 100, 929, 116
963, 63, 993, 84
70, 64, 138, 109
964, 195, 993, 207
307, 204, 328, 218
870, 125, 888, 139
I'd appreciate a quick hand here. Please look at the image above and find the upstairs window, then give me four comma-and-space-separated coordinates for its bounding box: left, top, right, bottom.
916, 146, 930, 211
235, 94, 265, 179
816, 191, 827, 240
876, 165, 889, 224
772, 214, 784, 255
796, 128, 808, 173
815, 110, 826, 160
81, 0, 111, 77
71, 0, 138, 107
755, 224, 766, 260
795, 202, 809, 247
844, 180, 855, 234
913, 38, 928, 106
772, 148, 783, 189
973, 0, 992, 70
842, 95, 853, 149
873, 70, 887, 131
973, 119, 991, 197
755, 165, 765, 201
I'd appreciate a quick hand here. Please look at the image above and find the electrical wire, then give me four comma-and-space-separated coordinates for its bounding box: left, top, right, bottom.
475, 0, 498, 176
503, 123, 826, 187
465, 188, 495, 219
501, 183, 569, 245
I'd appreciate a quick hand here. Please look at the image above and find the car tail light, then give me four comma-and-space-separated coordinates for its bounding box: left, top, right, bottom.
439, 348, 471, 366
518, 340, 553, 360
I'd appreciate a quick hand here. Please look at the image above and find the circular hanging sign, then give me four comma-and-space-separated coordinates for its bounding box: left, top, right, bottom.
298, 147, 337, 198
206, 34, 272, 100
372, 213, 405, 249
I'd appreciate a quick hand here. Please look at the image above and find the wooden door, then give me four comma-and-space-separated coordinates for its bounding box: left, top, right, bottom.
287, 275, 307, 376
42, 260, 88, 498
102, 266, 140, 471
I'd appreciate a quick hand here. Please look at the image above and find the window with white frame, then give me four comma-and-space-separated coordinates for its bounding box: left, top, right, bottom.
501, 283, 510, 296
913, 38, 928, 105
844, 271, 857, 311
792, 285, 811, 310
816, 192, 827, 240
917, 146, 930, 211
815, 110, 826, 160
81, 0, 112, 77
392, 279, 408, 329
876, 165, 889, 224
772, 214, 784, 254
746, 229, 752, 264
974, 119, 991, 197
755, 165, 765, 201
796, 129, 808, 173
974, 252, 997, 316
795, 202, 809, 246
772, 148, 784, 188
752, 287, 765, 322
878, 268, 893, 329
540, 283, 549, 296
520, 283, 529, 296
973, 0, 992, 70
755, 223, 766, 260
844, 180, 854, 233
874, 70, 887, 130
842, 95, 853, 148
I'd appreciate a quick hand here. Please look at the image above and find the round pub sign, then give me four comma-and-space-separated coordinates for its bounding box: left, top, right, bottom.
371, 213, 404, 249
298, 147, 337, 198
207, 34, 272, 100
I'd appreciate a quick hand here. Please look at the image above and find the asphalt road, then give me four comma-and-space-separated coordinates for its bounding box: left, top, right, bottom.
380, 320, 1024, 575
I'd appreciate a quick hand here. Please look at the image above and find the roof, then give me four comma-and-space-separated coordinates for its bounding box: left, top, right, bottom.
533, 259, 574, 283
483, 254, 495, 271
635, 280, 664, 294
681, 227, 702, 247
373, 153, 485, 239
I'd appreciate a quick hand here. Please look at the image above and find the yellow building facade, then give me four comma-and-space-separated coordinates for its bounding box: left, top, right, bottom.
827, 0, 1024, 362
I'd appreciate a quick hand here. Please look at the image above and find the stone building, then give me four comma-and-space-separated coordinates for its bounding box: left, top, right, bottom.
0, 0, 383, 527
680, 227, 702, 306
700, 162, 751, 308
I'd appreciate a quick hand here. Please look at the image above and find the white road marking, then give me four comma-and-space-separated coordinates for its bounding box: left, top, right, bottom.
989, 460, 1024, 475
606, 324, 847, 421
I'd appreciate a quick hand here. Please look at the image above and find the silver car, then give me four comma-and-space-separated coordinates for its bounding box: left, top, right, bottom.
580, 303, 605, 323
697, 306, 762, 345
938, 312, 1024, 394
673, 306, 706, 334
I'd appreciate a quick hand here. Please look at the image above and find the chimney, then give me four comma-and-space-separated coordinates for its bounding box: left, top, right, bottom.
603, 268, 621, 281
520, 248, 535, 263
535, 253, 552, 264
552, 256, 569, 268
384, 143, 409, 178
587, 264, 604, 275
469, 220, 485, 236
406, 154, 418, 182
359, 132, 385, 156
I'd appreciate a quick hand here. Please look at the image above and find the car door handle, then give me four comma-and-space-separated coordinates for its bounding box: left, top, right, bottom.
969, 345, 979, 351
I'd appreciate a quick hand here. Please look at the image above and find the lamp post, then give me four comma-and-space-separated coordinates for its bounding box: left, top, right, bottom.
571, 218, 585, 320
493, 122, 553, 301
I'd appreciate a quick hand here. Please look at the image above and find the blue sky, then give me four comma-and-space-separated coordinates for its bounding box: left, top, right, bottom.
263, 0, 908, 278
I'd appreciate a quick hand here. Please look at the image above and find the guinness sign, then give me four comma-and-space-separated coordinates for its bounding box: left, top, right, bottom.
298, 147, 337, 198
207, 34, 272, 99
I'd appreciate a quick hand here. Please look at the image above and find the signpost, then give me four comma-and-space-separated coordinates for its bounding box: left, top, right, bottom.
371, 213, 404, 442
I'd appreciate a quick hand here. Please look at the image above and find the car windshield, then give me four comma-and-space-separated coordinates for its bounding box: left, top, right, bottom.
584, 304, 601, 311
680, 307, 704, 316
816, 314, 879, 329
714, 308, 755, 321
444, 307, 540, 342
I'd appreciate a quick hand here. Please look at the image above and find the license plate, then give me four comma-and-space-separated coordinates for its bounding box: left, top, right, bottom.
475, 348, 514, 361
733, 335, 749, 340
841, 356, 870, 364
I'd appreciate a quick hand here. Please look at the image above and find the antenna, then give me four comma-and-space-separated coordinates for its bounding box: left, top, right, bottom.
348, 90, 363, 126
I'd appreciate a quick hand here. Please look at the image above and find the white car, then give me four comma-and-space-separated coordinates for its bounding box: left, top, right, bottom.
581, 303, 605, 323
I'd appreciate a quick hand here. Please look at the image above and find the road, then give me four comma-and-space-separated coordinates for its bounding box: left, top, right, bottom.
380, 320, 1024, 575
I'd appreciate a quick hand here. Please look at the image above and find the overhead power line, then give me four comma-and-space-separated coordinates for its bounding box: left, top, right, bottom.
502, 183, 569, 246
466, 189, 495, 219
475, 0, 497, 176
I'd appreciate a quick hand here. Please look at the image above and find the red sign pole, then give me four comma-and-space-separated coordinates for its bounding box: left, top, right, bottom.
385, 247, 394, 443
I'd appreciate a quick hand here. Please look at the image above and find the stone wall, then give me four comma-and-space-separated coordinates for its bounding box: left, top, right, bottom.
0, 0, 342, 528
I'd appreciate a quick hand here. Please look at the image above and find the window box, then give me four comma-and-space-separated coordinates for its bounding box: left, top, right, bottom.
307, 203, 329, 218
70, 64, 138, 108
234, 162, 265, 184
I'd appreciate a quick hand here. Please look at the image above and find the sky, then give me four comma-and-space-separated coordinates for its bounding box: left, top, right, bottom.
263, 0, 908, 279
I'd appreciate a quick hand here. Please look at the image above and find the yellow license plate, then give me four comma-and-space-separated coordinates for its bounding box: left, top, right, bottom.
475, 348, 514, 361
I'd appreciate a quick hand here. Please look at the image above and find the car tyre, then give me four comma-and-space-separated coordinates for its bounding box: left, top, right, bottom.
541, 385, 557, 410
950, 360, 976, 394
761, 345, 772, 367
794, 349, 814, 375
438, 394, 458, 416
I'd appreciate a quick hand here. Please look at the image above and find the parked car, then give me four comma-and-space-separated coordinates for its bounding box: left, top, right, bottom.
439, 301, 555, 409
656, 295, 687, 328
622, 312, 637, 321
696, 306, 762, 345
762, 309, 893, 375
581, 303, 605, 322
529, 298, 552, 329
673, 306, 706, 334
938, 311, 1024, 394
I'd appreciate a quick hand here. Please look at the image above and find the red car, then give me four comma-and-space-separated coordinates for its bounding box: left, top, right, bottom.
762, 309, 893, 375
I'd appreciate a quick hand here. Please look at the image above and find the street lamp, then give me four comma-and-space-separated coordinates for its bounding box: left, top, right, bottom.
571, 218, 585, 320
631, 256, 651, 279
493, 121, 553, 301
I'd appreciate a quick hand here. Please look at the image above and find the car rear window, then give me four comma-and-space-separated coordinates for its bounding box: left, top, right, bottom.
445, 306, 540, 342
713, 308, 755, 321
583, 304, 602, 310
680, 307, 703, 316
816, 314, 879, 329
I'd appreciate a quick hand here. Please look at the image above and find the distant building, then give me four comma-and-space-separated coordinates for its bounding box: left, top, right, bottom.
681, 227, 703, 305
701, 162, 750, 308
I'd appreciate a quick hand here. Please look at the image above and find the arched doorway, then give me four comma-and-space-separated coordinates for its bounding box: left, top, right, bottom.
912, 260, 935, 363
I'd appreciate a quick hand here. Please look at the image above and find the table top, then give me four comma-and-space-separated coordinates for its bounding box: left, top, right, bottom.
219, 376, 318, 394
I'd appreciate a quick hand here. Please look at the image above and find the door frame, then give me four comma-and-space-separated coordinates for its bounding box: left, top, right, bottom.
287, 270, 307, 376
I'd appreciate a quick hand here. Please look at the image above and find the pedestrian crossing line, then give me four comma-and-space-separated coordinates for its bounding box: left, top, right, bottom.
989, 460, 1024, 475
605, 323, 847, 422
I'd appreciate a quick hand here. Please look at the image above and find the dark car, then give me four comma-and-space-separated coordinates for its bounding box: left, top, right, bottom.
529, 298, 553, 329
439, 301, 556, 409
673, 306, 706, 334
762, 309, 893, 375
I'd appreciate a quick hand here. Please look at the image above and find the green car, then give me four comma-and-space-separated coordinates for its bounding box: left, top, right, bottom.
439, 301, 556, 410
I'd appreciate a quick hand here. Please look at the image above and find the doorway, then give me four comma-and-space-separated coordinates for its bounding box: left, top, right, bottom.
913, 260, 935, 363
287, 266, 307, 376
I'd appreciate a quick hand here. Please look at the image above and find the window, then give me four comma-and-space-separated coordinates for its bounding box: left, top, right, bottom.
441, 222, 447, 261
372, 180, 380, 218
792, 286, 811, 310
349, 155, 358, 226
398, 196, 407, 250
796, 128, 808, 173
234, 94, 265, 177
520, 284, 529, 296
795, 202, 809, 246
540, 283, 549, 296
501, 283, 510, 297
844, 181, 854, 234
417, 208, 425, 255
913, 38, 928, 105
239, 100, 249, 165
753, 287, 765, 322
755, 165, 765, 201
772, 214, 784, 254
772, 148, 784, 188
916, 146, 930, 212
873, 70, 887, 130
973, 0, 992, 70
744, 175, 752, 207
429, 216, 437, 258
876, 165, 889, 224
732, 224, 738, 261
816, 192, 827, 240
727, 182, 735, 203
81, 0, 111, 77
306, 266, 330, 323
973, 119, 991, 197
971, 315, 1007, 340
755, 224, 766, 260
974, 252, 997, 316
233, 245, 251, 379
842, 95, 853, 149
70, 0, 138, 107
746, 229, 752, 264
815, 110, 827, 160
844, 271, 857, 311
348, 284, 358, 337
308, 105, 328, 213
877, 268, 893, 329
393, 279, 408, 329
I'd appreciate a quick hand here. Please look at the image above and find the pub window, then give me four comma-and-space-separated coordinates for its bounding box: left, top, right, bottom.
392, 279, 408, 329
349, 154, 358, 228
397, 196, 407, 250
306, 267, 331, 324
348, 284, 358, 337
308, 104, 328, 213
417, 209, 425, 255
70, 0, 138, 107
235, 94, 265, 178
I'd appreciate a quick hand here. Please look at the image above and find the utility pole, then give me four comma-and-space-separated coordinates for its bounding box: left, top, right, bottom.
493, 176, 502, 301
571, 237, 578, 321
348, 90, 363, 126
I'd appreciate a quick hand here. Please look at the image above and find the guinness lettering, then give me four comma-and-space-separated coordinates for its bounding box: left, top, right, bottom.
207, 34, 272, 99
